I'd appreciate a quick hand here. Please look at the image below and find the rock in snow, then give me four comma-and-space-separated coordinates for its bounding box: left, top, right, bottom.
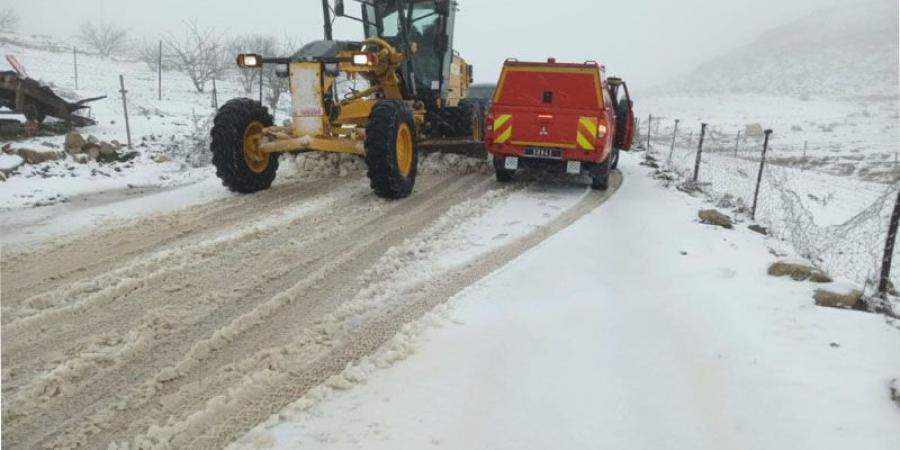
698, 209, 733, 229
768, 260, 833, 283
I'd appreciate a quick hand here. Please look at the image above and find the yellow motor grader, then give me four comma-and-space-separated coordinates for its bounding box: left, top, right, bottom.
212, 0, 484, 199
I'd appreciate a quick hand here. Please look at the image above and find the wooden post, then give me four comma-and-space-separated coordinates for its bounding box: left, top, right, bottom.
212, 78, 218, 109
158, 40, 163, 101
734, 130, 741, 156
751, 129, 773, 220
878, 188, 900, 297
119, 74, 132, 149
667, 119, 680, 167
692, 123, 707, 182
646, 114, 652, 151
73, 47, 79, 90
259, 69, 264, 104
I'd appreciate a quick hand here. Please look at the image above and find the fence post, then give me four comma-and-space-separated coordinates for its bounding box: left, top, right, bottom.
667, 119, 680, 167
879, 188, 900, 297
259, 69, 264, 104
73, 47, 78, 90
692, 123, 707, 182
119, 74, 132, 149
751, 129, 773, 220
158, 40, 163, 101
212, 78, 218, 109
646, 114, 652, 151
734, 130, 741, 156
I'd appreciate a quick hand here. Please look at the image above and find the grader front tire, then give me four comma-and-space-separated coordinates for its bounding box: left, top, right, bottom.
210, 98, 277, 193
365, 100, 418, 199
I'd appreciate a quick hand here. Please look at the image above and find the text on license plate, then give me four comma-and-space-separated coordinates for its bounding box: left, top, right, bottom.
524, 148, 562, 159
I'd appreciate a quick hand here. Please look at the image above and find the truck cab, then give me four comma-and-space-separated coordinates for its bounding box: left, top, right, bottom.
485, 58, 634, 190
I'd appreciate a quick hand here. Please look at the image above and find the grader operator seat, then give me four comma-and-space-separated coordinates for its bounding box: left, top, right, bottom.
357, 0, 458, 105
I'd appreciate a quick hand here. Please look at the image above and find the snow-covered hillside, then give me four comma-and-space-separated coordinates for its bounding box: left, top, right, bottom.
655, 0, 899, 99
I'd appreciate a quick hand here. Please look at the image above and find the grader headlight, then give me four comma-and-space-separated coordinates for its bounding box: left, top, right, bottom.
352, 53, 378, 66
237, 53, 262, 68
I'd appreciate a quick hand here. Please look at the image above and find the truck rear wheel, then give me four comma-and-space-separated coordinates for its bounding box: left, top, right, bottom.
590, 155, 611, 191
492, 156, 515, 182
365, 100, 418, 199
210, 98, 277, 193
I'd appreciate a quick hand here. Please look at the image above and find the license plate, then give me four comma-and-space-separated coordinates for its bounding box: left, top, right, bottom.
524, 147, 562, 159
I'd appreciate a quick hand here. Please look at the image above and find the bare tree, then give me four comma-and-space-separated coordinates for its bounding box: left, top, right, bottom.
0, 9, 20, 32
135, 41, 175, 73
262, 36, 301, 113
229, 35, 276, 94
164, 21, 228, 93
77, 20, 129, 57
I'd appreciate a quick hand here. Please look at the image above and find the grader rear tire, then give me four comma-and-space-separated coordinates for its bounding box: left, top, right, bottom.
210, 98, 277, 193
365, 100, 418, 199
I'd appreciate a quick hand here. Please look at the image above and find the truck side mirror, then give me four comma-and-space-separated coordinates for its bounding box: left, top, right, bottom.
334, 0, 345, 16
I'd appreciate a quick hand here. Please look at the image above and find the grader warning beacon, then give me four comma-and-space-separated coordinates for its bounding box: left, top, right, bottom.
211, 0, 484, 199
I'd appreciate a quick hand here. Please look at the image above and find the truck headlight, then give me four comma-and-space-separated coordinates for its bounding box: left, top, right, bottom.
237, 53, 262, 68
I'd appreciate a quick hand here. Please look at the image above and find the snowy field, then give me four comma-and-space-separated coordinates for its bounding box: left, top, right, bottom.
642, 94, 900, 183
0, 30, 282, 225
231, 152, 900, 450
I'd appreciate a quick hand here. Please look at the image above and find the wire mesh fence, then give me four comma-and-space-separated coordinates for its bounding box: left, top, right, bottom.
641, 116, 900, 305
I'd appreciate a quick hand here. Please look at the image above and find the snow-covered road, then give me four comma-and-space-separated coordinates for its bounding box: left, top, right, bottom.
1, 166, 621, 450
234, 153, 900, 450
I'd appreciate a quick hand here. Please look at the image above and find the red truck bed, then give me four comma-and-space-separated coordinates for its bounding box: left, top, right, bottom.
485, 59, 634, 189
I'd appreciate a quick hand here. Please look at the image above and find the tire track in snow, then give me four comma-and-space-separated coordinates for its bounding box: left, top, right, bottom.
0, 176, 348, 309
124, 172, 622, 450
1, 173, 492, 450
1, 168, 621, 450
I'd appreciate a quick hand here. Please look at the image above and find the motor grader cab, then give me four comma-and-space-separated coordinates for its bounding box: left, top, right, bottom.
210, 0, 483, 199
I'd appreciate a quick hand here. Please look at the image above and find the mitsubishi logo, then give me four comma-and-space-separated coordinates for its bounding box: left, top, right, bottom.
539, 126, 549, 136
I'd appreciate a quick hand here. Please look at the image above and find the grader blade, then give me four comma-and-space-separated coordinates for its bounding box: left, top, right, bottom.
418, 138, 487, 159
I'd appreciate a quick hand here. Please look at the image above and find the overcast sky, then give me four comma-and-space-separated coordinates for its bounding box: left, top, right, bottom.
3, 0, 865, 90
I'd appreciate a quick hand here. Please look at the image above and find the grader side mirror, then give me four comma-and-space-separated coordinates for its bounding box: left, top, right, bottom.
334, 0, 345, 17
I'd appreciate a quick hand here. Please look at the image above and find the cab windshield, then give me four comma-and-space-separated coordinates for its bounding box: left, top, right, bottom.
366, 0, 446, 94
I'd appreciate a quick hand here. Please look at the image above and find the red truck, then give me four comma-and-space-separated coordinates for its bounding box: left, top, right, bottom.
485, 58, 634, 190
